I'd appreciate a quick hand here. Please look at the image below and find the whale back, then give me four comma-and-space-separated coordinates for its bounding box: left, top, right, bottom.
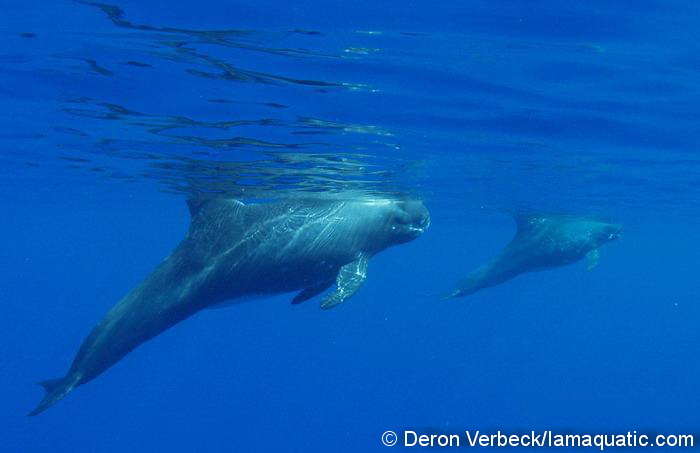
184, 197, 428, 262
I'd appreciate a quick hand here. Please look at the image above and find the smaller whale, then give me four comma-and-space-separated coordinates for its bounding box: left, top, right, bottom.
449, 214, 621, 298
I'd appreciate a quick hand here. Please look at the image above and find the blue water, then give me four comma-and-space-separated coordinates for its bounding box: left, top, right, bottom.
3, 0, 700, 451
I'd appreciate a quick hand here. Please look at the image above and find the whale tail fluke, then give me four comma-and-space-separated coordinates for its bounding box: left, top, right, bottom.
28, 375, 79, 417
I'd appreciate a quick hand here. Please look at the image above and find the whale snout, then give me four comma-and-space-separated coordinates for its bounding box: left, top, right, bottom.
603, 223, 622, 242
394, 200, 431, 239
406, 201, 431, 232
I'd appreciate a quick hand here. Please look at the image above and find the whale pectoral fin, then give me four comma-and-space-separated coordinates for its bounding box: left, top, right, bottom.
586, 249, 600, 271
320, 254, 369, 310
291, 280, 334, 305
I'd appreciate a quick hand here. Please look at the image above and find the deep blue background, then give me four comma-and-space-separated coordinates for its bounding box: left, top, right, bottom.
2, 1, 700, 451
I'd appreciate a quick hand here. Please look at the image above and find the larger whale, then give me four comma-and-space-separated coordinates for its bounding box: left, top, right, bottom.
449, 213, 621, 298
30, 197, 430, 416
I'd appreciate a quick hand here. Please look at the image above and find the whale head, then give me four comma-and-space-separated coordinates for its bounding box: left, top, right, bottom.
555, 217, 622, 251
593, 221, 622, 245
384, 199, 431, 244
350, 198, 430, 250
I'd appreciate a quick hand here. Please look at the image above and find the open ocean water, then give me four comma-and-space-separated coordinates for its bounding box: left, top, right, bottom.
2, 0, 700, 451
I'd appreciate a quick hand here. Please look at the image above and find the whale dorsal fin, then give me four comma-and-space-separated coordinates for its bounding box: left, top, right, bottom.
187, 198, 245, 218
513, 213, 544, 232
187, 198, 207, 217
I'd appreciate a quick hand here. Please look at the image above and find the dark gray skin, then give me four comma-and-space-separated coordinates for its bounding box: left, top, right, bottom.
449, 214, 621, 298
30, 197, 430, 416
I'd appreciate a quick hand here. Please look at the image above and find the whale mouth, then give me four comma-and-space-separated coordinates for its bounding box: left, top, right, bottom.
393, 200, 430, 239
408, 216, 431, 234
605, 225, 622, 241
607, 225, 622, 241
